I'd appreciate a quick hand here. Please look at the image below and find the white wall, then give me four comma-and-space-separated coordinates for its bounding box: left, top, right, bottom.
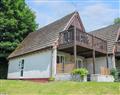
86, 56, 116, 74
57, 51, 84, 64
91, 74, 114, 82
57, 51, 116, 74
86, 57, 107, 74
108, 55, 116, 69
85, 58, 94, 74
8, 49, 52, 79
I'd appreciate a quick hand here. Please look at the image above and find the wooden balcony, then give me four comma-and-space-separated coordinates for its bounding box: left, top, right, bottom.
58, 28, 107, 57
115, 42, 120, 57
116, 42, 120, 52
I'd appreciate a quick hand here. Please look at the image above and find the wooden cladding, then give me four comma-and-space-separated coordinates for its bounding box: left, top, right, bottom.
57, 63, 75, 73
58, 28, 107, 54
100, 67, 110, 75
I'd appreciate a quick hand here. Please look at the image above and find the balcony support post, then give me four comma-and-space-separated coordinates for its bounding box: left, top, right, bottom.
106, 53, 109, 68
92, 49, 96, 74
74, 17, 77, 68
92, 36, 96, 74
106, 42, 109, 68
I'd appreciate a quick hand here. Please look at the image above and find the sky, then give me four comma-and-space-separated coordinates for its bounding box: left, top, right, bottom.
26, 0, 120, 32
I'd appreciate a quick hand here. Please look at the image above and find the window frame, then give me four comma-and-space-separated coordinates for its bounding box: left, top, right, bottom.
57, 55, 65, 64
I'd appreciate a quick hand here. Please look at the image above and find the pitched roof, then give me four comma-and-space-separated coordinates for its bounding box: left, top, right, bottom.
90, 23, 120, 54
8, 12, 76, 59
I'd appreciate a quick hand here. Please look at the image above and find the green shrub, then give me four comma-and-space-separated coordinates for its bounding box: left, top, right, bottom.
110, 68, 119, 82
117, 69, 120, 81
71, 68, 88, 81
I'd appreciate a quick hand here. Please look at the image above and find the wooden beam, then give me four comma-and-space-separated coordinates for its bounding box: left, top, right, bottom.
92, 35, 96, 74
58, 42, 74, 50
74, 16, 77, 68
106, 42, 109, 68
77, 50, 92, 55
106, 53, 109, 68
93, 49, 96, 74
62, 61, 64, 73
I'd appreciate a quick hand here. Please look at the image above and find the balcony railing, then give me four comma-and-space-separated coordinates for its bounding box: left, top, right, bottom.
58, 28, 107, 53
116, 42, 120, 52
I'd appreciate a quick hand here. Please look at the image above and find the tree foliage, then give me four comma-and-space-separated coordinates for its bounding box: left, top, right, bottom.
0, 0, 37, 79
114, 18, 120, 24
0, 58, 8, 79
0, 0, 38, 58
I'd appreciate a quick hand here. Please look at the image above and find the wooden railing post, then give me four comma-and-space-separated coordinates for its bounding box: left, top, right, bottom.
106, 53, 109, 68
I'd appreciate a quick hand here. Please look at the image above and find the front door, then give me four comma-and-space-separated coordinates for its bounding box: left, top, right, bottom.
57, 55, 65, 73
77, 59, 82, 68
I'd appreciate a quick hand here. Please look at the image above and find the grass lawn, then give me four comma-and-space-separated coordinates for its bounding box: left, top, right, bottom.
0, 80, 120, 95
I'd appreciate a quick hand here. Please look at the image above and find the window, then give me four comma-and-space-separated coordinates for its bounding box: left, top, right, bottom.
21, 59, 24, 69
20, 59, 24, 77
57, 55, 65, 64
57, 56, 59, 63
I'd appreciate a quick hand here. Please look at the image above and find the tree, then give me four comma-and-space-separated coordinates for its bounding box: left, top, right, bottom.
114, 18, 120, 24
0, 0, 38, 78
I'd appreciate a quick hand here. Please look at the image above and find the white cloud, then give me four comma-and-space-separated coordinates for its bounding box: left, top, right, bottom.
28, 1, 76, 28
26, 0, 119, 31
35, 11, 55, 28
81, 4, 118, 18
79, 4, 119, 31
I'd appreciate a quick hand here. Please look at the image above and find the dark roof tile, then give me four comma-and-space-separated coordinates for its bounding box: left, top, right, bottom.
90, 24, 120, 54
8, 12, 75, 58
